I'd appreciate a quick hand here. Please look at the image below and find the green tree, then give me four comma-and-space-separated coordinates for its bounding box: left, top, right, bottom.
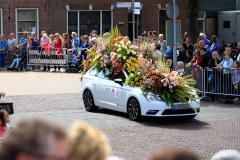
186, 0, 199, 43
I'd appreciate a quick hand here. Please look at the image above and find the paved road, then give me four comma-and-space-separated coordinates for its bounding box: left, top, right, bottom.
1, 71, 240, 160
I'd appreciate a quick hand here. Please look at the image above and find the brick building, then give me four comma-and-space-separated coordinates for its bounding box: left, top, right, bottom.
0, 0, 188, 42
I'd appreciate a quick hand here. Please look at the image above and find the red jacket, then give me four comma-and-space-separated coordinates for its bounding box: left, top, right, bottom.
0, 125, 6, 137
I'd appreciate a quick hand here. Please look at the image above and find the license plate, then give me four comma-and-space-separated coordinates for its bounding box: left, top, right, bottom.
171, 104, 189, 110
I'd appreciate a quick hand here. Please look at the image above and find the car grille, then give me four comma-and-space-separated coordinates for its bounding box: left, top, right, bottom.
162, 109, 195, 115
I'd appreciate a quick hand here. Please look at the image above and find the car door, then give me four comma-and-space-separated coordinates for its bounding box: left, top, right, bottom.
104, 70, 129, 112
94, 70, 112, 109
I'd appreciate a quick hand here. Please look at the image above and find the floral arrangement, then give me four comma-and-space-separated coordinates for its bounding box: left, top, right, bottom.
140, 41, 155, 59
83, 26, 139, 76
125, 58, 199, 107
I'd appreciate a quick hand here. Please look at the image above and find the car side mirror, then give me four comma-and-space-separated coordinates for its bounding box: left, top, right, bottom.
114, 78, 123, 86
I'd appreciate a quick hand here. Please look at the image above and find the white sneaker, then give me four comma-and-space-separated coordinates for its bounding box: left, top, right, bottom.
233, 98, 239, 101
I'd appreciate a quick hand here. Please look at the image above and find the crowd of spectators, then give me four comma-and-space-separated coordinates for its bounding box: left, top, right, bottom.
0, 118, 239, 160
0, 30, 99, 72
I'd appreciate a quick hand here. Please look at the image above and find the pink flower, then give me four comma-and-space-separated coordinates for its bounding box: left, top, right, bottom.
169, 85, 173, 89
164, 83, 167, 87
110, 52, 115, 57
170, 90, 173, 93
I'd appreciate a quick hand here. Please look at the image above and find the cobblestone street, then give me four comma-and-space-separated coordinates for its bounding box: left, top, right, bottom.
1, 71, 240, 160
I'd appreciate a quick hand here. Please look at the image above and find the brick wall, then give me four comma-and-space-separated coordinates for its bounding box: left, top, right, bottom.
0, 0, 188, 40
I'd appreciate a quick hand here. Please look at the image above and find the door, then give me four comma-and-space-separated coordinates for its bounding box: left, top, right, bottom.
218, 12, 235, 43
104, 71, 129, 112
235, 13, 240, 43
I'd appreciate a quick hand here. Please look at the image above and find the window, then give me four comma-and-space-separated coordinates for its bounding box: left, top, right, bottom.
158, 9, 168, 36
223, 21, 230, 28
15, 8, 39, 42
67, 11, 112, 36
89, 68, 97, 76
198, 12, 206, 33
0, 9, 2, 34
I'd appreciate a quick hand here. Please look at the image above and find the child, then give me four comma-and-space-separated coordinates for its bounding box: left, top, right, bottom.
176, 61, 185, 76
0, 110, 9, 137
45, 34, 55, 54
66, 49, 75, 71
232, 61, 240, 101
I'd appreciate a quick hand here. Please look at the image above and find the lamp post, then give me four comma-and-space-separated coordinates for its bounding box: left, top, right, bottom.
173, 0, 177, 69
132, 0, 135, 41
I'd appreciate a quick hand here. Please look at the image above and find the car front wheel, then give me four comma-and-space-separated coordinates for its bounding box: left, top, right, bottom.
83, 89, 98, 112
127, 97, 141, 121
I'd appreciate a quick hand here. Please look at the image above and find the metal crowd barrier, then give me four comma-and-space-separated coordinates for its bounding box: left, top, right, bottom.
184, 65, 240, 102
25, 47, 68, 71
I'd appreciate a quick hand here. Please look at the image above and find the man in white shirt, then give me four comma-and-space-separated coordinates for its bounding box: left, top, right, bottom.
7, 33, 17, 66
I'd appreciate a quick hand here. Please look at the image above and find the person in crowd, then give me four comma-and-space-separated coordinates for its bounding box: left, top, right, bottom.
53, 33, 63, 72
44, 34, 55, 54
79, 35, 84, 46
186, 37, 194, 51
19, 31, 28, 49
71, 32, 80, 56
147, 31, 153, 42
199, 39, 211, 55
236, 42, 240, 61
39, 33, 49, 57
167, 59, 172, 69
88, 38, 97, 48
193, 43, 200, 52
211, 149, 240, 160
165, 46, 173, 61
191, 49, 202, 68
182, 32, 187, 43
177, 42, 187, 62
210, 35, 219, 53
0, 34, 8, 71
197, 48, 211, 69
7, 33, 17, 67
158, 34, 167, 56
65, 49, 75, 72
7, 44, 26, 70
141, 33, 147, 42
67, 121, 111, 160
232, 61, 240, 102
176, 61, 185, 76
185, 49, 193, 64
152, 31, 158, 44
0, 110, 9, 137
218, 51, 234, 104
27, 37, 40, 50
80, 35, 89, 61
208, 51, 221, 103
62, 33, 71, 50
225, 46, 235, 61
0, 119, 67, 160
199, 32, 210, 48
0, 92, 6, 97
31, 32, 40, 43
152, 43, 162, 63
136, 35, 142, 53
149, 148, 198, 160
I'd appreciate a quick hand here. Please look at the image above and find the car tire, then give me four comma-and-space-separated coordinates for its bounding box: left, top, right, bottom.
83, 89, 98, 112
127, 97, 141, 121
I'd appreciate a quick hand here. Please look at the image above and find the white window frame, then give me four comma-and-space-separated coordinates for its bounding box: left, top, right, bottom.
67, 10, 113, 36
198, 11, 206, 33
0, 9, 3, 34
15, 8, 39, 41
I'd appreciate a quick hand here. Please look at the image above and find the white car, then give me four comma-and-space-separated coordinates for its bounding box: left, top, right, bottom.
80, 67, 200, 121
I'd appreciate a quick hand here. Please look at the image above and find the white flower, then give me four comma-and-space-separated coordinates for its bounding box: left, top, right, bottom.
118, 45, 121, 48
118, 54, 121, 58
114, 43, 118, 46
123, 56, 126, 60
127, 50, 130, 54
120, 40, 124, 45
132, 51, 136, 55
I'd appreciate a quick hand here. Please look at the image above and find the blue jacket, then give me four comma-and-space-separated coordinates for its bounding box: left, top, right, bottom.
219, 58, 233, 74
178, 49, 186, 62
14, 49, 26, 59
31, 40, 40, 49
0, 39, 8, 55
72, 38, 80, 52
166, 47, 173, 59
19, 37, 28, 49
232, 69, 240, 84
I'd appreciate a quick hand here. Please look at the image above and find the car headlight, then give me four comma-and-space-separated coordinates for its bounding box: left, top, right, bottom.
143, 94, 163, 102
